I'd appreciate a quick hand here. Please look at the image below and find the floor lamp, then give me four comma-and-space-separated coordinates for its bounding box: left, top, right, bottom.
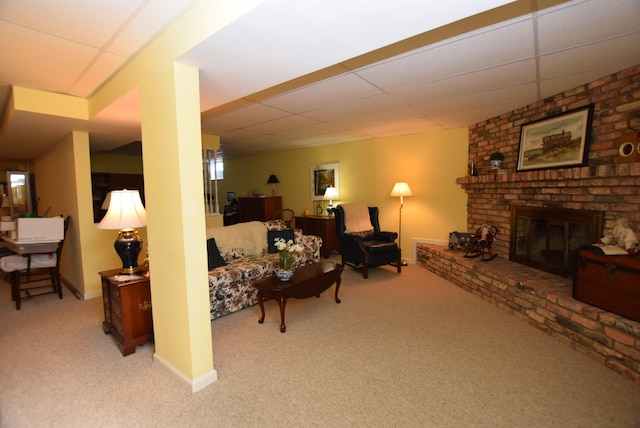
390, 182, 413, 266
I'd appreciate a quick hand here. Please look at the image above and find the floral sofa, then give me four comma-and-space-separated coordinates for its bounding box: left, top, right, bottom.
206, 219, 322, 320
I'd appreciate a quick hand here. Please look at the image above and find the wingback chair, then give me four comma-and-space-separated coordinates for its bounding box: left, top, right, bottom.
335, 204, 401, 279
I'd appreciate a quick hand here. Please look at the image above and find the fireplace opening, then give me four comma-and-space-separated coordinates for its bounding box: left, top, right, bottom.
510, 206, 603, 277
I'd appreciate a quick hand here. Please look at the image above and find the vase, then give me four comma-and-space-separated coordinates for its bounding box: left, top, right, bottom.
275, 268, 295, 281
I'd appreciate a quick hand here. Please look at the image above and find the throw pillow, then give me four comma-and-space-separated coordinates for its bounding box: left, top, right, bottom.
207, 238, 227, 270
267, 229, 296, 254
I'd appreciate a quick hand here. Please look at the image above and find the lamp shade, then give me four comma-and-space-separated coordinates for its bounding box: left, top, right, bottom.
97, 189, 147, 231
323, 186, 338, 200
267, 174, 280, 184
390, 182, 413, 198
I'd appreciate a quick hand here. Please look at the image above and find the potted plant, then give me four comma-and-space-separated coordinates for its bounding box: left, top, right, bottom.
489, 152, 504, 169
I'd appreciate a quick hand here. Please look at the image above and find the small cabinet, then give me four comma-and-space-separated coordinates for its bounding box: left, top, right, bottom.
573, 248, 640, 322
238, 197, 282, 222
295, 216, 340, 258
100, 269, 153, 356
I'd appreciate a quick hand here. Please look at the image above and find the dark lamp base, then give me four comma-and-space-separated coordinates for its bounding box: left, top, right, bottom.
114, 229, 143, 275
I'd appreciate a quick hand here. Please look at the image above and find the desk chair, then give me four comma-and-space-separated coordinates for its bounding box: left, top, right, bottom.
1, 216, 71, 310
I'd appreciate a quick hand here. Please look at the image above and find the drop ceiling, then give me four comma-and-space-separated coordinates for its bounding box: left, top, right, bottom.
0, 0, 639, 161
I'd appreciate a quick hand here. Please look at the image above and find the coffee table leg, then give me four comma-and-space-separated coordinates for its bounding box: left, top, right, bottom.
278, 296, 287, 333
334, 277, 341, 304
258, 291, 265, 324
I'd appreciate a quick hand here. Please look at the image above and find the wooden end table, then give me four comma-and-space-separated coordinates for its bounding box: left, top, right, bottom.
255, 261, 343, 332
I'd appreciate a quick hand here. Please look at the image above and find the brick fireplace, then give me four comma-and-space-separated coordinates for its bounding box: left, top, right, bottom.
418, 64, 640, 385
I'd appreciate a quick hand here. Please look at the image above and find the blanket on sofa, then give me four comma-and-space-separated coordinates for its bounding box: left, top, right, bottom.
206, 220, 266, 256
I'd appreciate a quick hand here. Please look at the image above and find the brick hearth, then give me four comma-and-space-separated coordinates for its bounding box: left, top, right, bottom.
417, 243, 640, 385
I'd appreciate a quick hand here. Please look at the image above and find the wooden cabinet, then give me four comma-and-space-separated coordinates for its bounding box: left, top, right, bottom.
100, 269, 153, 356
238, 197, 282, 222
295, 216, 340, 258
573, 248, 640, 322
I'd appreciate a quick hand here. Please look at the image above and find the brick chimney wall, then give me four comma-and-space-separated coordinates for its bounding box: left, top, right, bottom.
457, 64, 640, 258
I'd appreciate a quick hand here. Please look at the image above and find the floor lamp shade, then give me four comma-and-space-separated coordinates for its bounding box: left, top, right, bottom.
97, 190, 147, 274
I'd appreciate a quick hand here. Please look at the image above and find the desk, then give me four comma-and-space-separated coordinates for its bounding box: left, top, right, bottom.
1, 237, 62, 310
2, 237, 59, 255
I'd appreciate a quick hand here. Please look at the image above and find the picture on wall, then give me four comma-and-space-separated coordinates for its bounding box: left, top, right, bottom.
516, 105, 593, 171
310, 163, 339, 201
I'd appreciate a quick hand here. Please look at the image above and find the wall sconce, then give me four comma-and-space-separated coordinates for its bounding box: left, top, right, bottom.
267, 174, 280, 197
323, 186, 338, 216
390, 182, 413, 265
97, 189, 147, 274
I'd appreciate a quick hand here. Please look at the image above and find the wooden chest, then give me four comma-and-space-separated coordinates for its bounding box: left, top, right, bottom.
573, 248, 640, 322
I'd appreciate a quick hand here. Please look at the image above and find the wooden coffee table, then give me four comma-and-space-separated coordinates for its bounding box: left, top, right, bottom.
255, 261, 343, 332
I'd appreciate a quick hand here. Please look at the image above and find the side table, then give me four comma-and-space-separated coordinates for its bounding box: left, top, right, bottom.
294, 216, 340, 258
99, 269, 153, 356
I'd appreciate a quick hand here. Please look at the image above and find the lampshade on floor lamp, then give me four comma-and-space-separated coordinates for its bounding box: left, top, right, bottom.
390, 182, 413, 266
97, 189, 147, 274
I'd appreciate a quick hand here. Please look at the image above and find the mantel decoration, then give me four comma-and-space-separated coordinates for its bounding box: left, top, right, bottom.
516, 105, 593, 171
311, 163, 339, 201
274, 237, 304, 280
489, 152, 504, 169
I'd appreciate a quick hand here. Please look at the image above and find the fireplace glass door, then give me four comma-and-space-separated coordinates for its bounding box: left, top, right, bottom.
510, 207, 603, 277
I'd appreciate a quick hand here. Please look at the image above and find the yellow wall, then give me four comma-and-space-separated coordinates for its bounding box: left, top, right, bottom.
218, 129, 469, 259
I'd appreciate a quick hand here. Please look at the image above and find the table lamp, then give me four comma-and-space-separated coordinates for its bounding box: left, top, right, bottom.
267, 174, 280, 196
323, 186, 338, 216
97, 189, 147, 274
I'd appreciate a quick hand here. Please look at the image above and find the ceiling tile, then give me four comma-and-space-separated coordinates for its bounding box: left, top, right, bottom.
356, 17, 535, 92
537, 0, 640, 54
0, 0, 144, 47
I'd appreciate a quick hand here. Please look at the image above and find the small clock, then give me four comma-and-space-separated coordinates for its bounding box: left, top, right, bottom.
315, 202, 323, 216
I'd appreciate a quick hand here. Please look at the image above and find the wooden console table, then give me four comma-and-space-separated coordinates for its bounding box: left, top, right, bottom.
295, 216, 340, 258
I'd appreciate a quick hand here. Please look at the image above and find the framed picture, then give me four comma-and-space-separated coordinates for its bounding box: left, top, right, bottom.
516, 105, 593, 171
310, 163, 339, 201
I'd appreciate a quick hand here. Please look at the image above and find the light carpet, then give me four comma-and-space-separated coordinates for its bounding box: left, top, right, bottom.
0, 260, 639, 427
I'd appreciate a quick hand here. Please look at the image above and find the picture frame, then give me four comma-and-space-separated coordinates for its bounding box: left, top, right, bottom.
310, 163, 339, 201
516, 105, 593, 171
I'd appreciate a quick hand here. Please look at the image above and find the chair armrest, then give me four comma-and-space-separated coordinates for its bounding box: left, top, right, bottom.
375, 231, 398, 242
342, 233, 365, 244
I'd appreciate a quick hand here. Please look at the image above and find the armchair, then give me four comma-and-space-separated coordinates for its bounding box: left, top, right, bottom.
335, 204, 401, 279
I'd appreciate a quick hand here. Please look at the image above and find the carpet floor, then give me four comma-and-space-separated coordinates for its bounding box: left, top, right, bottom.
1, 260, 639, 427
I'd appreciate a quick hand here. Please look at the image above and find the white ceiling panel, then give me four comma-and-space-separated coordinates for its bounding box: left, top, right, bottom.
242, 114, 320, 135
0, 0, 144, 48
262, 74, 382, 113
356, 17, 535, 92
539, 34, 640, 80
0, 20, 98, 93
536, 0, 640, 54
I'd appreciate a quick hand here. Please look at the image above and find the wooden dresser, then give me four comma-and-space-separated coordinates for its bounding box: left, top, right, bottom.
238, 196, 282, 222
295, 215, 340, 258
573, 248, 640, 322
100, 269, 153, 356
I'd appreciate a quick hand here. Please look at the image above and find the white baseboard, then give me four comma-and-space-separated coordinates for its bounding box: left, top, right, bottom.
153, 352, 218, 393
411, 238, 447, 264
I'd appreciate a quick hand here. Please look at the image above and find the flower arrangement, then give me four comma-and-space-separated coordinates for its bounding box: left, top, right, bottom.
274, 237, 304, 272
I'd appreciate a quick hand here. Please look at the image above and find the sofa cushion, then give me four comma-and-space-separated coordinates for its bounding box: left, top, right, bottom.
207, 238, 227, 269
267, 228, 296, 253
